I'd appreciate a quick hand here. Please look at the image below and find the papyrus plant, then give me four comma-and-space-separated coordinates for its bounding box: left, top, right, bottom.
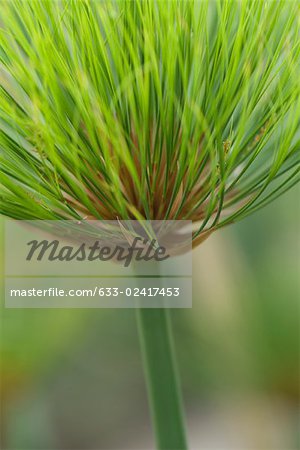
0, 1, 299, 449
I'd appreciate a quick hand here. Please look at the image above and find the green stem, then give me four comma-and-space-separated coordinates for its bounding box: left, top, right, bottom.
136, 307, 188, 450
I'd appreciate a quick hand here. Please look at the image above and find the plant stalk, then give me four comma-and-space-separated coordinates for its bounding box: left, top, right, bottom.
136, 306, 188, 450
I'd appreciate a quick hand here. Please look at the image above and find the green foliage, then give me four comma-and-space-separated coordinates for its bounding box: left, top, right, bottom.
0, 0, 299, 241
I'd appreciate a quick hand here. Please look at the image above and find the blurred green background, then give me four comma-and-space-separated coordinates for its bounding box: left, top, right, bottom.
0, 187, 299, 450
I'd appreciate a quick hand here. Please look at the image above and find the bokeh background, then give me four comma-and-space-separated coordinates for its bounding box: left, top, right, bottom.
1, 186, 299, 450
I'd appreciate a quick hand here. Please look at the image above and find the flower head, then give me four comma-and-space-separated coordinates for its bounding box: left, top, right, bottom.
1, 0, 299, 245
